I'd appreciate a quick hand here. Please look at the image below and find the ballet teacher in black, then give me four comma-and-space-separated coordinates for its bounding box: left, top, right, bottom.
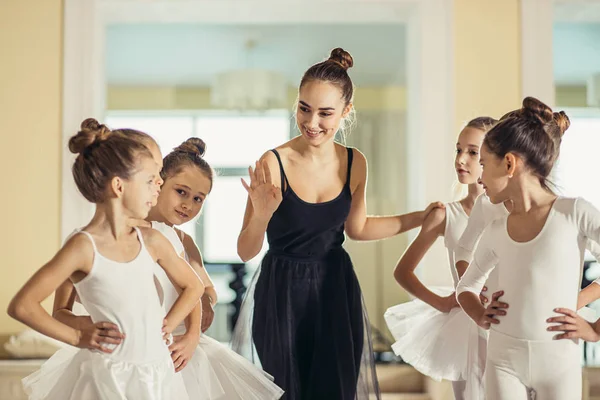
232, 48, 442, 400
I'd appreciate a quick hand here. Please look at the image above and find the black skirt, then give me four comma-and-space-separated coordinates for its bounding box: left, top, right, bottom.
231, 247, 381, 400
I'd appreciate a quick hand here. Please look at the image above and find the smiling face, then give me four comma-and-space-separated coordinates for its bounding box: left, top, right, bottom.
154, 165, 212, 225
295, 80, 352, 147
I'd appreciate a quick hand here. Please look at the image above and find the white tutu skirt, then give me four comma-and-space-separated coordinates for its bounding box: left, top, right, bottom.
182, 334, 284, 399
22, 346, 188, 400
384, 288, 487, 399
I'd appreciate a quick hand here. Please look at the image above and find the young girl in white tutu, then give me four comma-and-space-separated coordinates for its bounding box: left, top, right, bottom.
384, 116, 497, 400
8, 118, 204, 400
146, 137, 284, 399
54, 134, 284, 399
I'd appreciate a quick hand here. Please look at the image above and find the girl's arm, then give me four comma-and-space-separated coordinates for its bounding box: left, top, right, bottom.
8, 235, 97, 347
546, 199, 600, 339
547, 308, 600, 342
578, 282, 600, 310
147, 224, 203, 372
144, 228, 204, 334
155, 226, 203, 337
568, 199, 600, 310
163, 233, 211, 372
576, 239, 600, 309
456, 231, 507, 328
180, 232, 216, 333
181, 232, 217, 303
393, 207, 457, 312
345, 149, 443, 241
237, 153, 282, 262
454, 195, 491, 277
166, 248, 203, 372
53, 280, 90, 330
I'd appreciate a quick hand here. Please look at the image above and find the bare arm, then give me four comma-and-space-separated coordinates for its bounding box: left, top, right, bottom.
578, 282, 600, 310
144, 228, 204, 334
345, 149, 443, 241
177, 285, 202, 339
578, 238, 600, 309
148, 225, 204, 372
52, 229, 97, 330
393, 207, 457, 312
237, 197, 269, 262
180, 231, 216, 333
182, 232, 217, 303
8, 235, 93, 347
53, 280, 90, 330
237, 153, 282, 262
573, 199, 600, 309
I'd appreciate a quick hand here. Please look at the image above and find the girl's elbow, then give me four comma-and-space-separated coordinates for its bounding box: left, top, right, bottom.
237, 251, 252, 263
393, 263, 411, 287
392, 267, 403, 285
52, 309, 62, 319
236, 240, 255, 263
7, 299, 30, 322
345, 226, 363, 241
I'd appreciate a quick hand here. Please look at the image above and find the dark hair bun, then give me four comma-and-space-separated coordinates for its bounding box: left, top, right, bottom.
174, 137, 206, 158
522, 97, 554, 125
553, 111, 571, 137
328, 48, 354, 71
519, 98, 570, 139
69, 118, 111, 154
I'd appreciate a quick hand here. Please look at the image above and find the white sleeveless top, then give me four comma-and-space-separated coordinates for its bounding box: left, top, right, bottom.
74, 228, 170, 363
443, 201, 470, 288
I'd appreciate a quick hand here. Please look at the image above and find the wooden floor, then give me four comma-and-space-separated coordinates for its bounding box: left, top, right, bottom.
0, 359, 599, 400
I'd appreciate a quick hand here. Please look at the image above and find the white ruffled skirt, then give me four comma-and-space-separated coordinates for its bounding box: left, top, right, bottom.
384, 289, 487, 399
23, 346, 188, 400
181, 334, 284, 399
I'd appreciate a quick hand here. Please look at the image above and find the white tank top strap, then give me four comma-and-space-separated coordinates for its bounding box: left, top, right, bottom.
132, 227, 147, 250
178, 230, 190, 261
132, 227, 157, 265
78, 231, 98, 253
151, 221, 185, 256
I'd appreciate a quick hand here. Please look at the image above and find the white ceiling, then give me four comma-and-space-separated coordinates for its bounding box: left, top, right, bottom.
106, 24, 407, 87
